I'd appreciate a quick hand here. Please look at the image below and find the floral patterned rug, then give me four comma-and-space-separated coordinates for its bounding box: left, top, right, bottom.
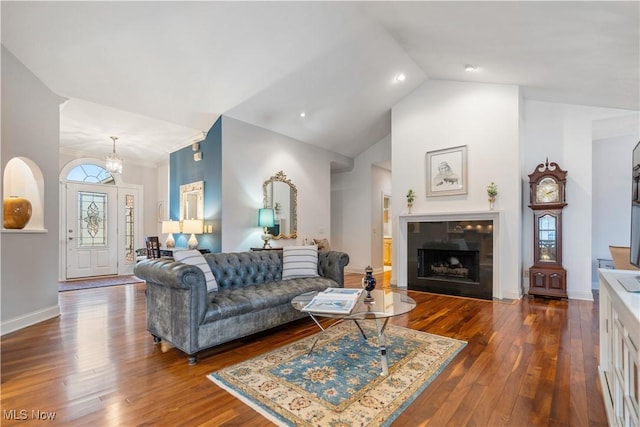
207, 321, 466, 426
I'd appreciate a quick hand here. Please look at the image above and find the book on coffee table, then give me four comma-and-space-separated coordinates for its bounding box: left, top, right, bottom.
301, 288, 363, 314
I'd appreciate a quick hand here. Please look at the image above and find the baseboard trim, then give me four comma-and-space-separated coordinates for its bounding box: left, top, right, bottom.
567, 290, 594, 301
1, 305, 60, 336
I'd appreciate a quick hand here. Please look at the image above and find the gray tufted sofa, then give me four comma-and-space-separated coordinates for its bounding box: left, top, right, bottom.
133, 250, 349, 364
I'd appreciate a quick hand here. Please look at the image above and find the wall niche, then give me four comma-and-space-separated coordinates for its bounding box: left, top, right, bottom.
3, 157, 46, 231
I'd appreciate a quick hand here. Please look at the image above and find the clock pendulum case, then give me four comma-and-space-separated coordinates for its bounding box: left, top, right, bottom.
527, 159, 568, 298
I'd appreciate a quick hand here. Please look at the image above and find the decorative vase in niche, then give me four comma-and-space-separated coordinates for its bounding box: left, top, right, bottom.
361, 265, 376, 302
3, 196, 32, 229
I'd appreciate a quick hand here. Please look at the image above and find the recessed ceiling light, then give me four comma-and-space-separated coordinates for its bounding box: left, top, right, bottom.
395, 73, 406, 82
464, 65, 479, 72
299, 112, 306, 118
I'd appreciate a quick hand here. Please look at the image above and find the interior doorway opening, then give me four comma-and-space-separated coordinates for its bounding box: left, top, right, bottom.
383, 193, 392, 272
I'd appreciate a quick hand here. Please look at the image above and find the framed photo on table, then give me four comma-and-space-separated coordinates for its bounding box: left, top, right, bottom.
426, 145, 468, 197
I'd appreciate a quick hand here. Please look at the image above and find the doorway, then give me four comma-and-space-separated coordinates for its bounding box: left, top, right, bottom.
382, 193, 392, 271
60, 161, 143, 280
66, 183, 118, 278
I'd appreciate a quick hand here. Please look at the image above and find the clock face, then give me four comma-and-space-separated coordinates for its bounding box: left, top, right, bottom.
536, 177, 559, 203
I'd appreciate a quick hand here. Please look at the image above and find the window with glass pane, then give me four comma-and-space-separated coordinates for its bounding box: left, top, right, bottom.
125, 194, 134, 264
67, 164, 115, 184
78, 191, 107, 247
538, 214, 557, 261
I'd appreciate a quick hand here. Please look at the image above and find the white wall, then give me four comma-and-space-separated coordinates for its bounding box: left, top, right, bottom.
1, 47, 64, 333
221, 116, 351, 252
392, 80, 523, 299
523, 101, 637, 300
331, 135, 391, 273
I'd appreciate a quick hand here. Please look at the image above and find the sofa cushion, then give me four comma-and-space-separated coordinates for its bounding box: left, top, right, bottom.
282, 245, 319, 280
173, 250, 218, 292
203, 276, 335, 323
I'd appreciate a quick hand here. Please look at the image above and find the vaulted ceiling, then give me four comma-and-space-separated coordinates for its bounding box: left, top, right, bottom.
2, 1, 638, 168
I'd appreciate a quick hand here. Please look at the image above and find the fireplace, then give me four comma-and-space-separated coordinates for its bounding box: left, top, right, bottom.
407, 220, 494, 300
418, 247, 480, 284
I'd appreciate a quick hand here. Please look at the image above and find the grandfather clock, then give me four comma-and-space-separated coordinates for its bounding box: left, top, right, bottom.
528, 159, 568, 298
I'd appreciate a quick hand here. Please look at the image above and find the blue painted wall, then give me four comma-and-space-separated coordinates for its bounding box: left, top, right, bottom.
169, 117, 222, 252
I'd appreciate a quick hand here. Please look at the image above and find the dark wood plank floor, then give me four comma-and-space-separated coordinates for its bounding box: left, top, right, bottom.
0, 272, 607, 426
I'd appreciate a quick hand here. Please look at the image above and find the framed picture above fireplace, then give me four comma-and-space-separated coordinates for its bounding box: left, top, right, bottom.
426, 145, 468, 197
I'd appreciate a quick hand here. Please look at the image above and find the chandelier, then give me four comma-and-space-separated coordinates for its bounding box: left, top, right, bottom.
106, 136, 123, 174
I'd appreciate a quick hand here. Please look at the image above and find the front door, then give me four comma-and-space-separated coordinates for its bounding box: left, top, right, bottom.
66, 183, 118, 279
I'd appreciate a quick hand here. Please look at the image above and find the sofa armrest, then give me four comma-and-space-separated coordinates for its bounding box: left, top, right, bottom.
134, 259, 210, 357
318, 251, 350, 286
134, 259, 205, 289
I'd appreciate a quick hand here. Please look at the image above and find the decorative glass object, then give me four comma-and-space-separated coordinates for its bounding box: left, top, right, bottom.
406, 189, 415, 214
106, 136, 123, 174
78, 191, 107, 246
361, 265, 376, 302
487, 182, 498, 210
3, 196, 32, 229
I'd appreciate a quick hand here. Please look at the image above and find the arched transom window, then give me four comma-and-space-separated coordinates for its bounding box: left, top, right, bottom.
66, 164, 115, 184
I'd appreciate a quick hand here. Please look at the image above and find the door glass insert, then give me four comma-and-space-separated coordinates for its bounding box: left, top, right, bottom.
78, 191, 107, 247
125, 194, 134, 264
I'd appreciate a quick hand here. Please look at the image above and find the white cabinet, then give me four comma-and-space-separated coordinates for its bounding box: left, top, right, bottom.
599, 269, 640, 427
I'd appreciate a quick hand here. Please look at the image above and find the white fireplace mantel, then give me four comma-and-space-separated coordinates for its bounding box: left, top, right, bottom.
396, 210, 506, 299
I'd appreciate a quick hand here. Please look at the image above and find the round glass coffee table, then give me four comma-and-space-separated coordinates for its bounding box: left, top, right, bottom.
292, 288, 416, 376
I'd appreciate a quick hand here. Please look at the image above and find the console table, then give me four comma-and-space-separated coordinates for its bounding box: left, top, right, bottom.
598, 269, 640, 426
159, 248, 210, 257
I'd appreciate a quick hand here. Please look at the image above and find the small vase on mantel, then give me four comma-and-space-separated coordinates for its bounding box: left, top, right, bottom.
489, 197, 496, 210
407, 203, 413, 214
486, 182, 498, 211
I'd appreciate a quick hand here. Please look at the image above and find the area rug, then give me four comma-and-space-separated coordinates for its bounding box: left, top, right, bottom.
208, 321, 466, 426
58, 274, 144, 292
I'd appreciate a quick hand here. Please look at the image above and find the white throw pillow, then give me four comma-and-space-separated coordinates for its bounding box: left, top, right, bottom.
282, 245, 319, 280
173, 250, 218, 292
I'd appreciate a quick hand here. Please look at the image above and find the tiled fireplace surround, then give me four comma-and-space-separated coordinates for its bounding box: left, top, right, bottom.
397, 211, 504, 300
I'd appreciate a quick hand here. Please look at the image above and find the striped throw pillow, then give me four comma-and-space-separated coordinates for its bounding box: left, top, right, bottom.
282, 245, 319, 280
173, 250, 218, 292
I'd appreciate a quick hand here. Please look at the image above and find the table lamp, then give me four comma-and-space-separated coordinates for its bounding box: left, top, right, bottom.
161, 220, 181, 248
182, 219, 204, 249
258, 208, 275, 248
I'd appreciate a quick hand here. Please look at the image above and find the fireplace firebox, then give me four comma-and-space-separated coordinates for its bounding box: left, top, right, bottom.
418, 248, 480, 284
408, 220, 493, 300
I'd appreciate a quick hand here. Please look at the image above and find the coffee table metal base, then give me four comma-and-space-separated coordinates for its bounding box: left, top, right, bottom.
306, 313, 392, 376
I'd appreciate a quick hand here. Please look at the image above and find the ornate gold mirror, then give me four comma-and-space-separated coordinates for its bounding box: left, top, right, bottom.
263, 171, 297, 239
180, 181, 204, 220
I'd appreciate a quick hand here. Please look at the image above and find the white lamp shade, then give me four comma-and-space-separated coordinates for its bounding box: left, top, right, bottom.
162, 220, 181, 234
182, 219, 204, 234
258, 208, 275, 227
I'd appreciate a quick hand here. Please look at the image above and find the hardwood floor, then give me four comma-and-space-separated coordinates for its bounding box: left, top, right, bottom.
1, 272, 607, 426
